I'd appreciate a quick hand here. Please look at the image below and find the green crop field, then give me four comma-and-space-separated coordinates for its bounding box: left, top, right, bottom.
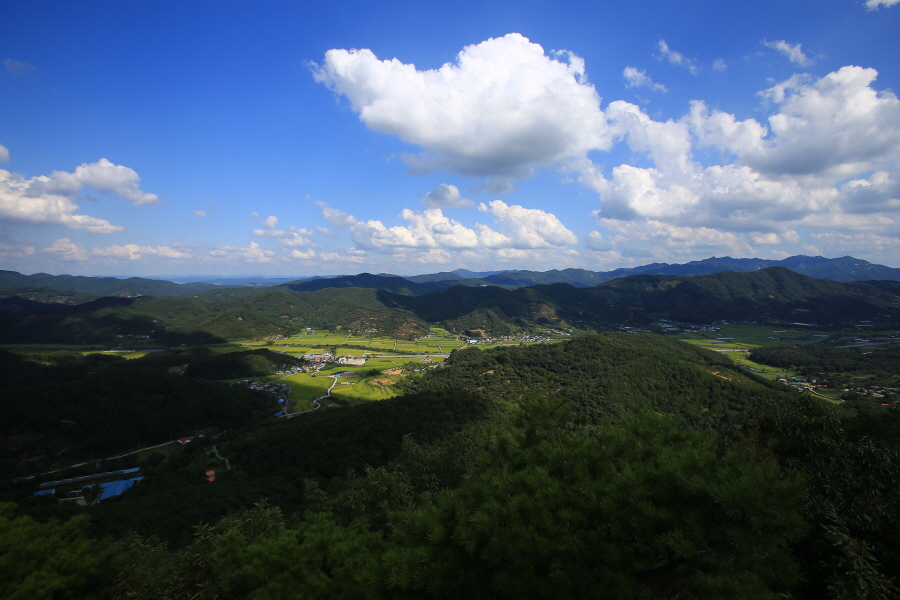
720, 350, 796, 380
674, 323, 834, 350
278, 372, 333, 412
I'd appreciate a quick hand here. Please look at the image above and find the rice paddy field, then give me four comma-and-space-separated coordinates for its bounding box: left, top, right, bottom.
674, 323, 835, 352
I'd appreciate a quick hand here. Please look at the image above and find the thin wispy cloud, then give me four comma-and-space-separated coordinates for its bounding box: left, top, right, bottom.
623, 67, 667, 92
655, 40, 699, 74
763, 39, 812, 65
4, 58, 35, 75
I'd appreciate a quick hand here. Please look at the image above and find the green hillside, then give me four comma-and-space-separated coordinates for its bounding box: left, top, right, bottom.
2, 267, 898, 344
0, 349, 280, 478
0, 287, 429, 343
6, 332, 899, 598
0, 270, 217, 300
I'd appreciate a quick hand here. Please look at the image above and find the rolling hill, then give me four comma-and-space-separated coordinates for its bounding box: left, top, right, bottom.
1, 267, 898, 343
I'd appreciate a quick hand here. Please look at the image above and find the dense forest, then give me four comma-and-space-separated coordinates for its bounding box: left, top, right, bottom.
0, 348, 303, 478
399, 333, 793, 428
4, 333, 900, 598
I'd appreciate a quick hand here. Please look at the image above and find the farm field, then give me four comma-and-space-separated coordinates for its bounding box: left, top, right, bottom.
720, 351, 797, 381
265, 355, 440, 411
674, 323, 834, 352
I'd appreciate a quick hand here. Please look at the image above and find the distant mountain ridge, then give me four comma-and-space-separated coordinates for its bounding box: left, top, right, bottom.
601, 255, 900, 282
279, 255, 900, 295
0, 270, 218, 300
1, 255, 898, 307
3, 267, 898, 343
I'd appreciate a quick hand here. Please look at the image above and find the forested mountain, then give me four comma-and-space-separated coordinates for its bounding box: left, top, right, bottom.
599, 254, 900, 282
384, 267, 900, 334
281, 272, 506, 295
0, 270, 217, 301
399, 333, 788, 427
281, 273, 428, 295
401, 255, 900, 287
585, 266, 900, 324
1, 267, 898, 343
2, 254, 896, 311
6, 333, 900, 599
0, 287, 428, 343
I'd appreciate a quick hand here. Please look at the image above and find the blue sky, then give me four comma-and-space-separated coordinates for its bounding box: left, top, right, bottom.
2, 0, 899, 277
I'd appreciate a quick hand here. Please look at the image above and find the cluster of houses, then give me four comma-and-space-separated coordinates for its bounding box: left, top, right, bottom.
464, 333, 558, 345
275, 363, 309, 375
303, 352, 332, 368
336, 355, 366, 366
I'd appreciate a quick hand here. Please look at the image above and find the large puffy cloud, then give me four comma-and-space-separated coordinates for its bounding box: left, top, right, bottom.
72, 159, 159, 205
312, 33, 610, 182
0, 157, 160, 233
692, 67, 900, 178
313, 35, 900, 264
350, 208, 479, 251
0, 169, 123, 233
320, 200, 577, 256
477, 200, 578, 248
587, 65, 900, 247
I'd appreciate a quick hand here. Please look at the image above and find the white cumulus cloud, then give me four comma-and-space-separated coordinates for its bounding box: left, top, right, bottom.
0, 156, 160, 233
312, 33, 611, 183
477, 200, 578, 248
350, 208, 479, 251
0, 169, 123, 233
73, 158, 159, 205
584, 65, 900, 245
